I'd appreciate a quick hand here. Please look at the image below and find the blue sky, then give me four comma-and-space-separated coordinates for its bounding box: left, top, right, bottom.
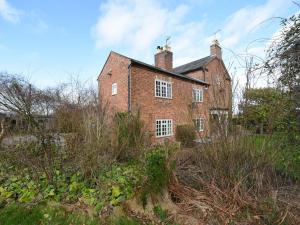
0, 0, 298, 88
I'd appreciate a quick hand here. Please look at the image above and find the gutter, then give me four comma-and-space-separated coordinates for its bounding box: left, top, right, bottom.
128, 63, 132, 113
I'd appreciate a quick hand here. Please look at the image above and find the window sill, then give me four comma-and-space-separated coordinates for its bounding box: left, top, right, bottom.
192, 101, 203, 103
155, 96, 172, 100
156, 134, 173, 138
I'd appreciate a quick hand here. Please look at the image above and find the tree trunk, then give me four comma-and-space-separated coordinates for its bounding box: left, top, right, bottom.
0, 119, 5, 143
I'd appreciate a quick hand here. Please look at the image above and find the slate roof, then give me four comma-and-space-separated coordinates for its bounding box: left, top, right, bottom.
173, 56, 212, 74
130, 58, 209, 86
109, 51, 209, 86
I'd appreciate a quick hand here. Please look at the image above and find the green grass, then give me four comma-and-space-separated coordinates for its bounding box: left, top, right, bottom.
250, 134, 300, 181
0, 202, 100, 225
113, 217, 141, 225
0, 202, 144, 225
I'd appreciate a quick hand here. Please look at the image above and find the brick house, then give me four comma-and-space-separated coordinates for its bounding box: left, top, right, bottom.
98, 40, 232, 143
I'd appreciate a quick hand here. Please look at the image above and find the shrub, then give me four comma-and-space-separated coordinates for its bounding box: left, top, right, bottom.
55, 104, 84, 133
145, 146, 170, 194
112, 111, 150, 161
175, 124, 196, 147
140, 143, 178, 207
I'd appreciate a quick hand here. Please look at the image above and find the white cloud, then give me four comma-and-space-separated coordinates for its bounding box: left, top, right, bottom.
222, 0, 289, 47
91, 0, 295, 71
0, 0, 21, 23
92, 0, 208, 66
92, 0, 192, 51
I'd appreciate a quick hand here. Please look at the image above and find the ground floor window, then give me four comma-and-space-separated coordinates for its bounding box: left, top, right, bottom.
194, 118, 204, 132
156, 119, 173, 137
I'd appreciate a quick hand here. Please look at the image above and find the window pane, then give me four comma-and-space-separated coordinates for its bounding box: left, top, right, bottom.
156, 119, 173, 137
156, 81, 161, 96
193, 89, 203, 102
192, 90, 196, 102
167, 120, 172, 135
199, 90, 203, 102
200, 118, 204, 131
112, 83, 117, 95
167, 83, 172, 98
155, 80, 171, 99
162, 83, 166, 97
156, 120, 161, 136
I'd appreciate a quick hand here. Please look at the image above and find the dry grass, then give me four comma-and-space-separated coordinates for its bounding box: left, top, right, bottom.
169, 134, 300, 224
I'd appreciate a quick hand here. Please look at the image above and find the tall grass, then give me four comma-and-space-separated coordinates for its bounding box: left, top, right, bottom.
173, 133, 299, 224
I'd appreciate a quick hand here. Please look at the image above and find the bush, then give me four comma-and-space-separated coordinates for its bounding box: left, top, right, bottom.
139, 143, 178, 207
175, 124, 196, 147
145, 147, 170, 194
55, 104, 84, 133
112, 111, 150, 161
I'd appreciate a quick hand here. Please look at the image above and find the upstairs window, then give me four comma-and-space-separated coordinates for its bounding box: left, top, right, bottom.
193, 88, 203, 102
194, 118, 204, 132
156, 119, 173, 137
155, 79, 172, 99
112, 83, 117, 95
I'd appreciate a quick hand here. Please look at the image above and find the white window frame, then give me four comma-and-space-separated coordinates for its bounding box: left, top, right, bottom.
194, 118, 204, 132
112, 83, 117, 95
155, 79, 172, 99
156, 119, 173, 137
192, 88, 203, 102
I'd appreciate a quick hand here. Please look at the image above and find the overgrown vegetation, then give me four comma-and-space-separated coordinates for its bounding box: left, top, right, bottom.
172, 134, 299, 224
175, 124, 196, 147
0, 9, 299, 225
0, 202, 100, 225
112, 111, 150, 161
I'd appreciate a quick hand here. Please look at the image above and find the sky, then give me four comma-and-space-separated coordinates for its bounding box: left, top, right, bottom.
0, 0, 298, 88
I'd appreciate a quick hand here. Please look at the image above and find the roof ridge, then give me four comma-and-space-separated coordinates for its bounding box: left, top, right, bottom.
104, 51, 209, 85
173, 55, 211, 69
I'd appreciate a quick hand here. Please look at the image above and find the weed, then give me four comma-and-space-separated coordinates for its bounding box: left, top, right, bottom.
153, 205, 168, 221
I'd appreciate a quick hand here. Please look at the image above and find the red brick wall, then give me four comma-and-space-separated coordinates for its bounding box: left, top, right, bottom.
185, 58, 232, 113
154, 50, 173, 71
98, 53, 232, 143
210, 44, 222, 59
130, 65, 210, 143
98, 52, 130, 113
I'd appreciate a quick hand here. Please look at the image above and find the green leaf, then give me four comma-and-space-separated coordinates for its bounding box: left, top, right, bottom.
111, 186, 122, 198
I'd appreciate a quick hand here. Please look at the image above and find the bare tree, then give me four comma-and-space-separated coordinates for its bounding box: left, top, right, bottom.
0, 73, 40, 130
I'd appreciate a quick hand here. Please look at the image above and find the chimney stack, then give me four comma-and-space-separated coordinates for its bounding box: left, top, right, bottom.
155, 44, 173, 71
210, 39, 222, 59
